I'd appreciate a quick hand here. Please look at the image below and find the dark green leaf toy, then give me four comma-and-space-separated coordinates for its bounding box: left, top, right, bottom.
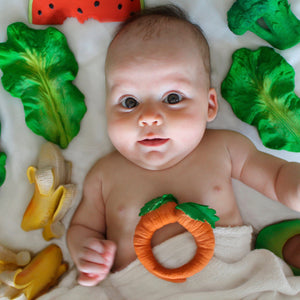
0, 22, 86, 149
227, 0, 300, 50
221, 47, 300, 152
0, 123, 7, 187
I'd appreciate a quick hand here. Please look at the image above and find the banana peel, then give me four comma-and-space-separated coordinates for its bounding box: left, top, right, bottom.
0, 244, 67, 300
0, 244, 30, 299
21, 143, 76, 240
0, 244, 31, 268
14, 244, 68, 300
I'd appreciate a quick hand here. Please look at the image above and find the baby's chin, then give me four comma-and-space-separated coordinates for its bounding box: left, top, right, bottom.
126, 154, 185, 171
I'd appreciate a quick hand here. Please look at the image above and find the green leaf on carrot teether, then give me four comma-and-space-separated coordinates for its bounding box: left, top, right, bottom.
139, 194, 178, 216
176, 203, 219, 228
0, 22, 86, 149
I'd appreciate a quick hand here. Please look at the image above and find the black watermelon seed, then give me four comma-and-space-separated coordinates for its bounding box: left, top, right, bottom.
49, 3, 54, 9
94, 1, 100, 7
77, 8, 83, 13
38, 10, 42, 15
118, 4, 123, 9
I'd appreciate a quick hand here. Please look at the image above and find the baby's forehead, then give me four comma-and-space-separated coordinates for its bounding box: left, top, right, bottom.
110, 16, 201, 49
105, 15, 211, 83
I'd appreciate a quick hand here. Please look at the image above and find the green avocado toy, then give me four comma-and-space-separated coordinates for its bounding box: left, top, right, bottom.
255, 219, 300, 276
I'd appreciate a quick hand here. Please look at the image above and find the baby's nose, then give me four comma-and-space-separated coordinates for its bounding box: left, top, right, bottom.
138, 108, 163, 127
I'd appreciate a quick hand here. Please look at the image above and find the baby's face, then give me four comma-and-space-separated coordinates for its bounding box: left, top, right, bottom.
105, 20, 217, 170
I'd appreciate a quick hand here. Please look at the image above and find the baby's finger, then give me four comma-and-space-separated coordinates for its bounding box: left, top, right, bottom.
77, 272, 106, 286
78, 259, 108, 275
102, 242, 116, 269
80, 247, 106, 265
86, 237, 105, 254
102, 240, 117, 258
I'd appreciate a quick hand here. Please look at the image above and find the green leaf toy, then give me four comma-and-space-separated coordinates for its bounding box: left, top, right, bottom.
221, 47, 300, 152
0, 22, 86, 149
0, 123, 6, 187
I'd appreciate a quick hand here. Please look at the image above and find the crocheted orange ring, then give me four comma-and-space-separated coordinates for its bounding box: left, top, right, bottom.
134, 194, 219, 283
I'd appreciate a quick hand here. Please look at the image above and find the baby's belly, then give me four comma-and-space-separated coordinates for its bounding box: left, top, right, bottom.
111, 238, 138, 272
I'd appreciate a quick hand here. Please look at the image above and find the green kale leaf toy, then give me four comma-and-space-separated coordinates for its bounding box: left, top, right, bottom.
227, 0, 300, 50
0, 123, 7, 187
221, 47, 300, 152
0, 22, 86, 149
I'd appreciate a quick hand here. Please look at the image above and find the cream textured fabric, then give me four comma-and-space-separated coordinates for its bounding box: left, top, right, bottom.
41, 226, 300, 300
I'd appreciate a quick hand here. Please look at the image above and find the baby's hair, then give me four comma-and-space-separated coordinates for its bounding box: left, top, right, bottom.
110, 4, 211, 83
118, 4, 193, 32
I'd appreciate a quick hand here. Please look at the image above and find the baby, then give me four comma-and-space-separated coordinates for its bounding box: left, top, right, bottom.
67, 5, 300, 286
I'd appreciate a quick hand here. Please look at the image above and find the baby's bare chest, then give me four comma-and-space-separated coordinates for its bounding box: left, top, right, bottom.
103, 155, 240, 229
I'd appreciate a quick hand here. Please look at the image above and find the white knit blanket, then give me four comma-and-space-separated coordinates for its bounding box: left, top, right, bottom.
40, 226, 300, 300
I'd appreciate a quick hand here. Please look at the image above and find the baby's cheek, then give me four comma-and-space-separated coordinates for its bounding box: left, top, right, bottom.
108, 124, 138, 160
180, 122, 206, 145
107, 121, 126, 146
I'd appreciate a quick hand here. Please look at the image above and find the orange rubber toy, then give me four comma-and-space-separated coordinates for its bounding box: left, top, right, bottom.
134, 194, 219, 283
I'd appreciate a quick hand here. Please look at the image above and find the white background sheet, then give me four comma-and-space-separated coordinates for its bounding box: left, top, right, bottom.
0, 0, 300, 273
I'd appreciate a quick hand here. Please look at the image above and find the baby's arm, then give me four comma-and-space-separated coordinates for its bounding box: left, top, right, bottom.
226, 131, 300, 211
67, 164, 116, 286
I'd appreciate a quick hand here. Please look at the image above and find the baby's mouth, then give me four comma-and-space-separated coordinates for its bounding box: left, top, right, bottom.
138, 138, 169, 146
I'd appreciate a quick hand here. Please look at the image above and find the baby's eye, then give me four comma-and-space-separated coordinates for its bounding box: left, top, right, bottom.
121, 97, 139, 109
163, 93, 183, 104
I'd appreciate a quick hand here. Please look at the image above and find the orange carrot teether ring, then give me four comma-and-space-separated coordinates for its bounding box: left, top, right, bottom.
134, 194, 219, 283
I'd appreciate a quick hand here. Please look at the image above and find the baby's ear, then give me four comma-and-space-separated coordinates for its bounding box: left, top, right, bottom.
207, 88, 218, 122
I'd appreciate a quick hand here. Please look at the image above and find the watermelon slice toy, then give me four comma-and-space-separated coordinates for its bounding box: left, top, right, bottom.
29, 0, 145, 25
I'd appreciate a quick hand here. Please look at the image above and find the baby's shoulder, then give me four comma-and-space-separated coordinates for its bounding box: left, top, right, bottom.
204, 129, 257, 160
81, 151, 129, 193
204, 129, 245, 144
89, 150, 125, 173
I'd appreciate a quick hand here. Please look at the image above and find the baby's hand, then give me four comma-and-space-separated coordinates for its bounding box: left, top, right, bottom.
76, 238, 116, 286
